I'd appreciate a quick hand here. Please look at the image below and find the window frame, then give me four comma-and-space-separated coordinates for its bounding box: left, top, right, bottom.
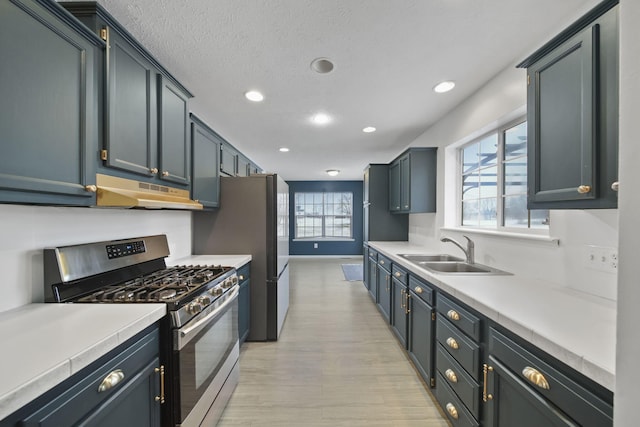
293, 191, 354, 240
457, 117, 549, 234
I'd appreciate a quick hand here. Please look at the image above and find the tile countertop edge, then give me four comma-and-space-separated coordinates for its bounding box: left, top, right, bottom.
0, 304, 166, 422
368, 241, 616, 392
169, 254, 252, 269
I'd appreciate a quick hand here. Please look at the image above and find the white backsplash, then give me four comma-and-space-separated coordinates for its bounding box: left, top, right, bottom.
0, 204, 192, 313
409, 210, 618, 300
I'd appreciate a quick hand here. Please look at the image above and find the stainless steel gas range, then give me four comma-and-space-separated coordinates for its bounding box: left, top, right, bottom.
43, 235, 239, 427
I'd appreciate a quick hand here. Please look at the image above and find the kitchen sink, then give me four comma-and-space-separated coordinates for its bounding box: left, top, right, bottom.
398, 255, 511, 275
399, 254, 463, 262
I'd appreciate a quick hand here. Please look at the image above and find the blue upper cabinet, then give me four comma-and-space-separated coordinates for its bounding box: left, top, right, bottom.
388, 148, 437, 214
190, 114, 221, 208
61, 2, 194, 187
519, 0, 618, 209
0, 0, 103, 206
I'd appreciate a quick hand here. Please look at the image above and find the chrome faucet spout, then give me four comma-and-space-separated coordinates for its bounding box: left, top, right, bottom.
440, 235, 475, 264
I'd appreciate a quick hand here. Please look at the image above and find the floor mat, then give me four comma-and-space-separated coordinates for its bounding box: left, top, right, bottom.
341, 263, 363, 281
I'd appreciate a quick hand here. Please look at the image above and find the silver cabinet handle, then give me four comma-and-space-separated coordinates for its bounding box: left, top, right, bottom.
98, 369, 125, 392
611, 181, 619, 192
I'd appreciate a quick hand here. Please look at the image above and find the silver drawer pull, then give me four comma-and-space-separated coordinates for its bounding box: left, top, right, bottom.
522, 366, 550, 390
446, 337, 459, 350
395, 271, 401, 277
445, 403, 459, 419
447, 309, 460, 321
414, 286, 423, 294
98, 369, 125, 392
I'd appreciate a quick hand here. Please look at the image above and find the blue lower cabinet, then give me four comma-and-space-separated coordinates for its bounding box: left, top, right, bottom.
238, 262, 251, 345
1, 325, 161, 427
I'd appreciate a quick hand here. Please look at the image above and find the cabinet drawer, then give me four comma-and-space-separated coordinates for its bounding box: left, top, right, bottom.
489, 328, 612, 427
368, 249, 378, 262
437, 294, 481, 341
237, 262, 250, 282
436, 344, 480, 419
391, 264, 408, 285
20, 327, 159, 427
436, 318, 480, 380
434, 372, 479, 427
408, 276, 434, 306
377, 254, 392, 271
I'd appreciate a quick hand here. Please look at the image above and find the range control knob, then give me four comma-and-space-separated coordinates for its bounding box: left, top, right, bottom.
209, 287, 223, 296
197, 296, 211, 306
187, 302, 203, 315
231, 275, 239, 285
222, 279, 231, 289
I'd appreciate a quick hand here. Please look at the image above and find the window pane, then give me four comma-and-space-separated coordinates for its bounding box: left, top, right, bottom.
504, 195, 528, 228
479, 166, 498, 198
505, 122, 527, 160
478, 198, 497, 227
504, 161, 527, 195
530, 209, 550, 229
462, 173, 480, 200
314, 193, 323, 204
462, 200, 479, 226
479, 134, 498, 167
463, 144, 479, 174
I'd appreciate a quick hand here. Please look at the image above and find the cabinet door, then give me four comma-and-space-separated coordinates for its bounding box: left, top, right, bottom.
528, 25, 597, 205
239, 278, 251, 344
408, 292, 434, 387
368, 258, 378, 302
158, 76, 190, 185
80, 358, 161, 427
191, 122, 220, 208
104, 27, 157, 177
391, 280, 408, 348
399, 155, 411, 211
220, 144, 237, 176
484, 356, 577, 427
388, 161, 401, 211
0, 0, 99, 205
377, 266, 391, 321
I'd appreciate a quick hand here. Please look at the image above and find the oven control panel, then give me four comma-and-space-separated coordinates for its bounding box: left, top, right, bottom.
106, 240, 146, 259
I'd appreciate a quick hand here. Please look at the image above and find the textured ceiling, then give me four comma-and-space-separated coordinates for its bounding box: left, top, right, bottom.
84, 0, 599, 180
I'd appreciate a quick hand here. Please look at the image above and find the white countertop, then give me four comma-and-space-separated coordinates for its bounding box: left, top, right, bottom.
170, 254, 251, 269
0, 303, 166, 421
368, 241, 616, 391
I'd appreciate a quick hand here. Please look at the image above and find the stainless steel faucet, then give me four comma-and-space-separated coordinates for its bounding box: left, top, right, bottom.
441, 235, 475, 264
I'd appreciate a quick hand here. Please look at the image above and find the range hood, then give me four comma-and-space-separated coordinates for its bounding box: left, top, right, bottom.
94, 174, 203, 210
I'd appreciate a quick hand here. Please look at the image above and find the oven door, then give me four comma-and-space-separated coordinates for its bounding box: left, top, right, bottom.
173, 285, 239, 427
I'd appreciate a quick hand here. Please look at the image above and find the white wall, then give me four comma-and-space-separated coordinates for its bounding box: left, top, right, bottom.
614, 0, 640, 424
405, 61, 619, 300
0, 205, 192, 313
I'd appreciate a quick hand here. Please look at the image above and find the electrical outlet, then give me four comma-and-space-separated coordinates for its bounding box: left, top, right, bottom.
585, 245, 618, 273
314, 243, 318, 249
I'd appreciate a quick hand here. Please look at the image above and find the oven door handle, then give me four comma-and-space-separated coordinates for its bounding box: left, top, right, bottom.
178, 286, 239, 346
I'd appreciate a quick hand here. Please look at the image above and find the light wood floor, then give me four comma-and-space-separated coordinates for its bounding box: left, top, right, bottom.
218, 257, 450, 427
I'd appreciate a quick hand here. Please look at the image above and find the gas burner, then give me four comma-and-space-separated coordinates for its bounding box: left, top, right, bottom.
194, 271, 215, 283
159, 289, 177, 300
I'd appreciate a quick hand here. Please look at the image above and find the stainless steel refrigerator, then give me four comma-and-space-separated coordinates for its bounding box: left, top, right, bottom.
193, 174, 289, 341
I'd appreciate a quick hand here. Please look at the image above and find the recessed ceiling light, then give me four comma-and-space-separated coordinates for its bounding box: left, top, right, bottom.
311, 113, 331, 125
326, 169, 340, 176
433, 81, 455, 93
363, 126, 376, 133
311, 58, 335, 74
245, 90, 264, 102
279, 147, 290, 152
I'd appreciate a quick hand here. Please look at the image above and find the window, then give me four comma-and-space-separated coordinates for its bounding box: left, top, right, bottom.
294, 192, 353, 239
460, 120, 548, 230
